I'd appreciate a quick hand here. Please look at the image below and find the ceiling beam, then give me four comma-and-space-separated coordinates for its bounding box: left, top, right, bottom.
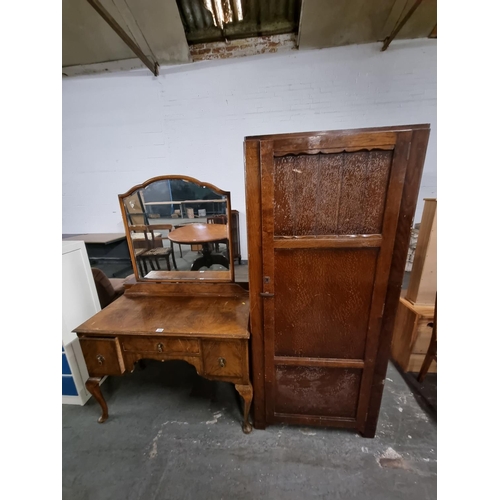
87, 0, 159, 76
381, 0, 423, 51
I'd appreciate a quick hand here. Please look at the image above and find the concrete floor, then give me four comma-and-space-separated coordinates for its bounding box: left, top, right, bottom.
62, 360, 436, 500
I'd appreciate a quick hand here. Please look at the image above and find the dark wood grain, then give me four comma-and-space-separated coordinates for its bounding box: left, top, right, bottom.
355, 131, 412, 432
363, 127, 430, 437
235, 384, 254, 434
202, 340, 247, 379
79, 337, 125, 377
274, 151, 392, 237
274, 248, 378, 359
337, 152, 368, 233
272, 132, 397, 154
124, 281, 248, 297
273, 235, 382, 248
260, 140, 278, 423
316, 154, 343, 234
274, 155, 296, 236
244, 124, 430, 436
74, 293, 250, 339
244, 139, 266, 429
363, 151, 393, 233
274, 357, 364, 369
274, 366, 362, 418
245, 123, 430, 141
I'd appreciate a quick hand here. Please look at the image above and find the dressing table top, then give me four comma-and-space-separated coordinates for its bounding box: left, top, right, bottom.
74, 289, 250, 339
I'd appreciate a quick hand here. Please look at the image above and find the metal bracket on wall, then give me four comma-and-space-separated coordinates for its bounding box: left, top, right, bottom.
87, 0, 160, 76
381, 0, 423, 52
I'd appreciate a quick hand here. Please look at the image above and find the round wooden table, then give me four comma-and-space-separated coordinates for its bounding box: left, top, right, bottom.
168, 223, 229, 270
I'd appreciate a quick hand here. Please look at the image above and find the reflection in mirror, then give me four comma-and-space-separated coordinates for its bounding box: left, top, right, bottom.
120, 177, 232, 281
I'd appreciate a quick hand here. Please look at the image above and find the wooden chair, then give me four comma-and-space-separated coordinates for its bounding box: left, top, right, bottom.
418, 294, 437, 382
131, 225, 177, 275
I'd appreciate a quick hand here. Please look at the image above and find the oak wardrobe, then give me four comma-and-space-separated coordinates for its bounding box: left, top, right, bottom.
244, 125, 430, 437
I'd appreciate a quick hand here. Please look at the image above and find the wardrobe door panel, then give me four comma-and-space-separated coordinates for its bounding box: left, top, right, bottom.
274, 248, 378, 359
275, 366, 362, 419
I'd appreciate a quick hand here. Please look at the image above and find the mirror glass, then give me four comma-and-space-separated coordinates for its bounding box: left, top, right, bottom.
120, 177, 233, 282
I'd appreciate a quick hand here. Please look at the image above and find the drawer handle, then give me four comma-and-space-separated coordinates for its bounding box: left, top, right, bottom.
218, 357, 226, 368
96, 355, 105, 365
157, 343, 164, 353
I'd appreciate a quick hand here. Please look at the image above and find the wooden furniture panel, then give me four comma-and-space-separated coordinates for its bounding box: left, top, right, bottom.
245, 125, 430, 437
202, 340, 247, 379
121, 337, 199, 354
391, 199, 437, 373
79, 338, 125, 377
405, 198, 437, 305
273, 151, 392, 236
408, 354, 437, 373
274, 366, 362, 419
417, 293, 436, 383
274, 248, 378, 359
391, 297, 436, 373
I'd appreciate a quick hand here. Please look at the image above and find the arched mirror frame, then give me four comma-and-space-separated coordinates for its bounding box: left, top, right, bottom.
118, 175, 234, 283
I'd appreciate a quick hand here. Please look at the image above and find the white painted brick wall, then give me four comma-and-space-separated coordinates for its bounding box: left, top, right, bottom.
63, 39, 437, 260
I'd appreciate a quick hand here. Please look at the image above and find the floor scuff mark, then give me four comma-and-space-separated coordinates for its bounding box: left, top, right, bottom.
148, 430, 163, 459
377, 447, 409, 470
300, 429, 317, 436
205, 411, 223, 425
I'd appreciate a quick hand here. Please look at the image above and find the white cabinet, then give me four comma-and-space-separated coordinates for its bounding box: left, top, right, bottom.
62, 241, 101, 405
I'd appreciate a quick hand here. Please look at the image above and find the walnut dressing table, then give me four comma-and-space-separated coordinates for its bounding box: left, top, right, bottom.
73, 176, 253, 433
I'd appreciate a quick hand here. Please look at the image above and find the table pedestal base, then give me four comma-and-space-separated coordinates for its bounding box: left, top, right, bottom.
191, 243, 229, 270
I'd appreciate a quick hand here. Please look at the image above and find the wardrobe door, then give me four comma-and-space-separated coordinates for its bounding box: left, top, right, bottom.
245, 125, 430, 436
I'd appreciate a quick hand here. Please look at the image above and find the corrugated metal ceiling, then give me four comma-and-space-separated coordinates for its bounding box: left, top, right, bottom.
176, 0, 301, 44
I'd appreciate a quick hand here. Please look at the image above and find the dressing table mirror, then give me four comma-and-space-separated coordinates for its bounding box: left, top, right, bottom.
73, 175, 252, 433
119, 175, 234, 282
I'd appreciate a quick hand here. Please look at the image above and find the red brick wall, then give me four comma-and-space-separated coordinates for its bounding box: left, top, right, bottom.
190, 34, 297, 62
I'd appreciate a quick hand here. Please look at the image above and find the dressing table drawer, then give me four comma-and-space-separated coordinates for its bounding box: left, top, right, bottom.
202, 340, 246, 379
80, 337, 125, 377
121, 337, 200, 355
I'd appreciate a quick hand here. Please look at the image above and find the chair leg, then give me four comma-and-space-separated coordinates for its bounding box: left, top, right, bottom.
165, 255, 171, 271
417, 296, 437, 383
170, 245, 178, 270
417, 350, 434, 383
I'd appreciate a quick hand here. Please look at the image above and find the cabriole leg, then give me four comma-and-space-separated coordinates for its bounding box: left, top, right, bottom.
235, 383, 253, 434
85, 377, 108, 423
